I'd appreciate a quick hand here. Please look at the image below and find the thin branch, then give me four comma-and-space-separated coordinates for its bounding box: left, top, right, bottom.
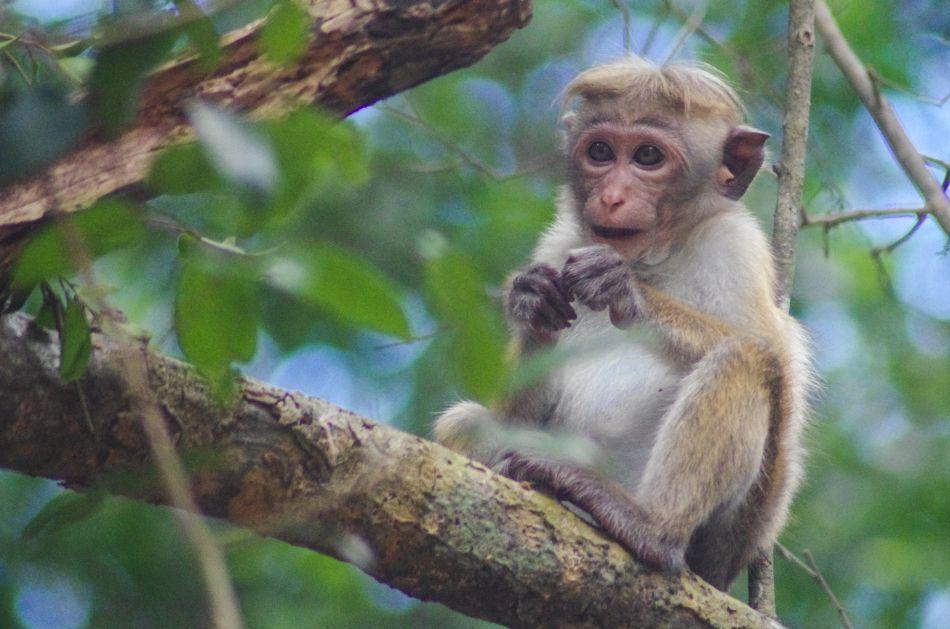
803, 206, 928, 228
871, 212, 927, 256
662, 0, 707, 64
814, 0, 950, 236
754, 0, 816, 610
775, 543, 854, 629
922, 154, 950, 172
379, 105, 557, 181
748, 549, 777, 618
609, 0, 632, 53
640, 1, 668, 57
867, 68, 950, 107
771, 0, 816, 311
56, 215, 244, 629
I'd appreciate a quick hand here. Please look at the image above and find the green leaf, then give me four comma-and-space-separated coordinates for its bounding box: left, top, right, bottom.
35, 285, 61, 329
263, 108, 369, 218
22, 491, 105, 540
260, 0, 310, 66
90, 29, 178, 134
187, 101, 278, 194
174, 0, 222, 71
147, 142, 222, 195
425, 248, 508, 402
268, 245, 410, 340
11, 199, 146, 292
0, 89, 88, 186
174, 258, 260, 378
59, 297, 92, 382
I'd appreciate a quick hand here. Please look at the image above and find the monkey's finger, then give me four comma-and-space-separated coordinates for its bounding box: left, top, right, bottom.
531, 305, 570, 331
535, 277, 577, 321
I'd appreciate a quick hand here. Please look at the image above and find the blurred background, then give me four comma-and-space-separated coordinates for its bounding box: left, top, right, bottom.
0, 0, 948, 627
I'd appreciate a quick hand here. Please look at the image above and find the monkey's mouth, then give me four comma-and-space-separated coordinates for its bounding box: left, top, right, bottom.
590, 225, 642, 239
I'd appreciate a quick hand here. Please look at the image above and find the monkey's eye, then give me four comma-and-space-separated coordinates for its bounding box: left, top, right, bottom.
633, 144, 664, 167
587, 141, 615, 163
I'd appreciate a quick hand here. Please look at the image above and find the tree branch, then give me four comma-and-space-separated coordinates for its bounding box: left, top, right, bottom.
0, 312, 781, 628
0, 0, 532, 238
814, 0, 950, 237
771, 0, 816, 311
803, 206, 926, 228
754, 0, 816, 612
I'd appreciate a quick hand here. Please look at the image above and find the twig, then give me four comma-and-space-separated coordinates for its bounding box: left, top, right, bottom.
373, 327, 445, 350
771, 0, 817, 311
814, 0, 950, 237
867, 68, 950, 107
922, 154, 950, 172
56, 214, 244, 629
381, 105, 500, 179
379, 104, 557, 180
609, 0, 632, 53
775, 543, 854, 629
640, 1, 668, 57
803, 206, 928, 228
662, 0, 707, 64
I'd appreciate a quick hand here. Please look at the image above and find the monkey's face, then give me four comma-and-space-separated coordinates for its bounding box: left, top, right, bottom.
570, 116, 687, 261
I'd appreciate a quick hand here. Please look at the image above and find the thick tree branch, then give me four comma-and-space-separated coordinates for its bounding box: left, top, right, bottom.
0, 312, 780, 628
814, 0, 950, 237
0, 0, 532, 237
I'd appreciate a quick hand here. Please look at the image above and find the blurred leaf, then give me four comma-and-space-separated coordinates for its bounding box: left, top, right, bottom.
35, 286, 61, 330
267, 244, 410, 340
90, 29, 178, 134
187, 101, 278, 194
59, 296, 92, 382
11, 199, 146, 292
147, 142, 222, 195
263, 108, 369, 218
174, 256, 260, 382
22, 492, 104, 540
424, 245, 508, 402
0, 88, 87, 186
56, 56, 94, 84
260, 0, 310, 66
174, 0, 222, 71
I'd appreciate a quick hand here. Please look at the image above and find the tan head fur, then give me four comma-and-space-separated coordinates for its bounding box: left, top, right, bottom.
561, 56, 746, 127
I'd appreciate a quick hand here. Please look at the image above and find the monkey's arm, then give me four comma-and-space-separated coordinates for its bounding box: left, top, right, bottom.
561, 245, 752, 361
636, 284, 736, 362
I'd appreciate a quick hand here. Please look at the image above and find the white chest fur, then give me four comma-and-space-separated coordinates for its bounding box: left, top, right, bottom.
550, 307, 682, 484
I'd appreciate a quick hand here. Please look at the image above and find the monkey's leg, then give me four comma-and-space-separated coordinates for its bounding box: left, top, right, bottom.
433, 401, 510, 467
636, 336, 777, 572
501, 454, 682, 569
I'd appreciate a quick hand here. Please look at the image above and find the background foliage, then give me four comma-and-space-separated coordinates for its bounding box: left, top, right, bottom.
0, 0, 948, 627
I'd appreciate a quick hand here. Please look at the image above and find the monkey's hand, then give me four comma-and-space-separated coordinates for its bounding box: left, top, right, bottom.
499, 453, 685, 572
507, 264, 577, 342
561, 245, 640, 327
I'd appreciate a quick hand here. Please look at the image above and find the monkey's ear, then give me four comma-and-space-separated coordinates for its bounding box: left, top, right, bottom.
719, 126, 770, 200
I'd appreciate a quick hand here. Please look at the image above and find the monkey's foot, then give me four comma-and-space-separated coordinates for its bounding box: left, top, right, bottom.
500, 453, 685, 572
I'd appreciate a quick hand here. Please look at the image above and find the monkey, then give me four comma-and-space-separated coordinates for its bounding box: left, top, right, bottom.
433, 57, 812, 592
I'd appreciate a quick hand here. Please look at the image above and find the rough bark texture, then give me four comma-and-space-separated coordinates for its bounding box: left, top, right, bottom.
0, 313, 780, 628
0, 0, 532, 253
770, 0, 815, 311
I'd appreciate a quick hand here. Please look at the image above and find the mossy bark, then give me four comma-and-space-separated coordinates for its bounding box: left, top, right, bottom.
0, 313, 779, 628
